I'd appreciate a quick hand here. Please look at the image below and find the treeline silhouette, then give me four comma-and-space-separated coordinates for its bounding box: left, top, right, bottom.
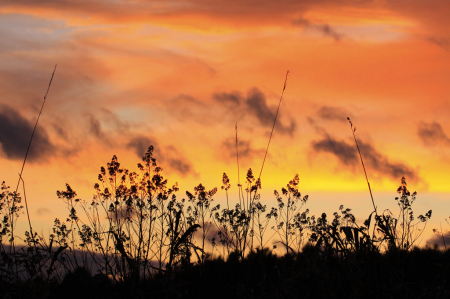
1, 145, 443, 299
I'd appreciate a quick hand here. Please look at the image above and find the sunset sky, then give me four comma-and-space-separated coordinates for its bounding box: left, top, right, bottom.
1, 0, 450, 246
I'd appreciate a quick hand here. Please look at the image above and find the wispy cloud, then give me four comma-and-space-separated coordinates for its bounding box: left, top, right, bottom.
312, 134, 418, 181
213, 91, 241, 107
426, 37, 450, 51
316, 106, 351, 123
165, 145, 195, 175
127, 136, 161, 159
88, 114, 103, 139
127, 136, 195, 176
312, 135, 356, 165
221, 137, 265, 160
214, 88, 296, 136
293, 18, 343, 41
418, 121, 450, 147
0, 0, 323, 28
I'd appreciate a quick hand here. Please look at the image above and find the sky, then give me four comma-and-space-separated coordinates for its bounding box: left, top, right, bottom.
1, 0, 450, 247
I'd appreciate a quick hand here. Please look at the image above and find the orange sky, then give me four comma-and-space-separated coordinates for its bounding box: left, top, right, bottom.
1, 0, 450, 246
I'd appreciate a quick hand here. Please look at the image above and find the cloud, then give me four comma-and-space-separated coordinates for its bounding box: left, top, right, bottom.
88, 114, 103, 139
312, 136, 357, 165
0, 14, 68, 54
246, 88, 276, 126
316, 106, 351, 122
165, 146, 194, 175
52, 123, 68, 140
127, 136, 161, 160
2, 0, 450, 47
127, 136, 194, 176
293, 18, 343, 41
221, 137, 265, 160
100, 108, 130, 132
167, 158, 192, 174
85, 110, 130, 144
417, 121, 450, 147
166, 94, 212, 124
0, 0, 325, 29
311, 135, 418, 181
0, 105, 54, 162
213, 91, 241, 106
426, 37, 450, 51
214, 88, 296, 136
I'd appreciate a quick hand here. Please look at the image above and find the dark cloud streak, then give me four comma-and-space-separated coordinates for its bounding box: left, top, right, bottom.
127, 136, 161, 159
316, 106, 351, 122
293, 18, 343, 41
168, 158, 193, 174
417, 121, 450, 147
127, 136, 194, 176
222, 137, 265, 160
312, 135, 418, 181
166, 145, 194, 175
214, 88, 296, 136
0, 105, 54, 162
312, 136, 357, 165
89, 114, 103, 138
426, 37, 450, 51
213, 91, 241, 106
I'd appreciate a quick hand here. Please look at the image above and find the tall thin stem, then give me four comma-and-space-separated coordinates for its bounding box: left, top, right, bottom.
347, 117, 377, 214
15, 64, 57, 195
258, 70, 289, 180
18, 175, 33, 242
11, 64, 57, 246
235, 123, 243, 207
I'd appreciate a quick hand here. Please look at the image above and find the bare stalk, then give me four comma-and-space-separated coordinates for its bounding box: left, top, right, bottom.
18, 175, 33, 242
11, 64, 57, 247
235, 123, 243, 208
347, 117, 377, 214
258, 70, 289, 180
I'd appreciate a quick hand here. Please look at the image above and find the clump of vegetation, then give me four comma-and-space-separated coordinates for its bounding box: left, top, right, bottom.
0, 147, 440, 299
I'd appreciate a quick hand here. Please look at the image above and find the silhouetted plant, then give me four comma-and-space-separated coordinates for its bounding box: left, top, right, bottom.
375, 177, 432, 251
165, 195, 200, 272
0, 181, 24, 282
1, 182, 73, 292
185, 183, 218, 265
53, 146, 194, 284
309, 205, 378, 257
214, 169, 261, 259
432, 220, 450, 250
252, 193, 273, 250
0, 182, 23, 247
272, 174, 309, 254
